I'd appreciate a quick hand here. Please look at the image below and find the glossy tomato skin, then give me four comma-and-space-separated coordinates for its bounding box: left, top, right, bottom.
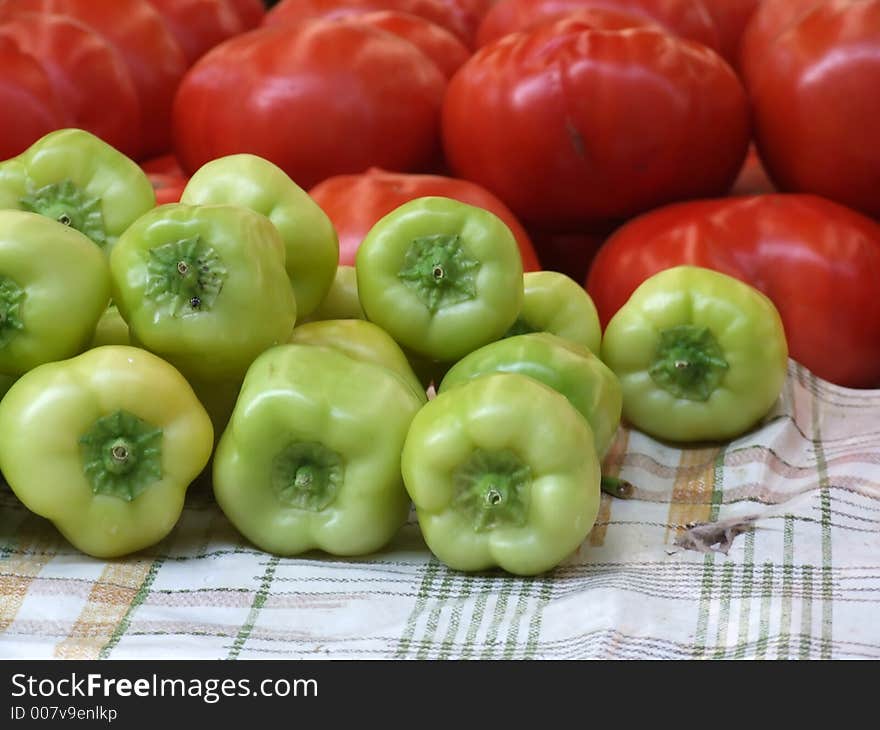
701, 0, 760, 65
737, 0, 825, 84
354, 11, 471, 78
0, 0, 187, 159
0, 13, 142, 158
526, 227, 613, 284
173, 21, 446, 189
145, 0, 245, 64
0, 36, 66, 161
264, 0, 475, 47
749, 0, 880, 219
309, 168, 541, 271
225, 0, 266, 28
443, 18, 750, 228
729, 145, 776, 197
475, 0, 721, 50
586, 195, 880, 389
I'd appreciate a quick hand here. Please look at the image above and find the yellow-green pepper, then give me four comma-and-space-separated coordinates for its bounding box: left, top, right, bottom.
356, 196, 523, 361
110, 203, 297, 383
440, 332, 621, 458
0, 129, 155, 252
180, 154, 338, 318
213, 344, 423, 557
0, 210, 110, 376
402, 373, 601, 576
601, 265, 789, 442
505, 271, 602, 355
290, 319, 426, 403
0, 346, 213, 558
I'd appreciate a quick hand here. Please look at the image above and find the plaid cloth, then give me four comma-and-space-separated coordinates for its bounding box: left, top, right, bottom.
1, 360, 878, 660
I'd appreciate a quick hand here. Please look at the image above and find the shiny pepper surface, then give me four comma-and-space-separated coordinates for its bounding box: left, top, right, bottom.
0, 346, 213, 558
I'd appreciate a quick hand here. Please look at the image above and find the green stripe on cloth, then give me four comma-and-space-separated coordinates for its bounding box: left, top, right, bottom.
810, 372, 834, 658
479, 576, 515, 659
99, 559, 163, 659
395, 557, 440, 658
734, 530, 756, 659
800, 565, 814, 659
524, 574, 552, 659
779, 516, 795, 658
226, 555, 279, 660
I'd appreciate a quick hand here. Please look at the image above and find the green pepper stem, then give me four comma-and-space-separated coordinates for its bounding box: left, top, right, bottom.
601, 475, 634, 500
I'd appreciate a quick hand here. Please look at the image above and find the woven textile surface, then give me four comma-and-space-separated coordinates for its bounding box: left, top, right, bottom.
1, 361, 878, 659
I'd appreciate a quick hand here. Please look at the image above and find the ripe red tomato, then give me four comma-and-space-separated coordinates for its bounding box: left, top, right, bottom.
0, 13, 142, 158
443, 16, 750, 228
226, 0, 265, 28
264, 0, 475, 47
737, 0, 826, 84
0, 35, 66, 161
145, 0, 245, 64
140, 153, 186, 178
525, 227, 611, 284
0, 0, 188, 159
354, 11, 471, 78
729, 145, 776, 197
748, 0, 880, 219
701, 0, 760, 66
475, 0, 721, 51
147, 173, 187, 205
173, 20, 446, 189
586, 195, 880, 388
308, 167, 541, 271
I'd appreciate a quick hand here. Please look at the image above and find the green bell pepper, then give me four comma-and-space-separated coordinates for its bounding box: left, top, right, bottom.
300, 265, 365, 323
356, 196, 523, 361
110, 202, 297, 383
402, 372, 601, 575
213, 344, 424, 556
290, 319, 426, 403
440, 332, 622, 458
601, 265, 789, 442
0, 346, 213, 558
505, 271, 602, 355
0, 129, 155, 252
0, 210, 111, 376
90, 304, 130, 348
180, 154, 339, 318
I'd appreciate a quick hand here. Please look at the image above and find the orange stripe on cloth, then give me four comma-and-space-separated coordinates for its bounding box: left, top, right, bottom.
0, 528, 57, 633
665, 446, 722, 545
54, 559, 154, 659
590, 428, 631, 547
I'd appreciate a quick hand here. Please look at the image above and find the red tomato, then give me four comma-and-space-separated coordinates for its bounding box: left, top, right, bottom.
308, 167, 541, 271
586, 195, 880, 388
0, 13, 142, 158
749, 0, 880, 219
729, 145, 776, 197
264, 0, 475, 46
145, 0, 245, 64
1, 0, 188, 159
0, 35, 66, 161
147, 172, 188, 205
173, 20, 446, 189
226, 0, 265, 28
737, 0, 827, 84
475, 0, 721, 51
443, 16, 750, 228
701, 0, 761, 66
140, 153, 186, 178
354, 11, 471, 78
526, 227, 611, 284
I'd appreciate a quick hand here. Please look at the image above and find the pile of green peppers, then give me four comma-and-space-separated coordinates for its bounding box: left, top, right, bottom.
0, 129, 789, 575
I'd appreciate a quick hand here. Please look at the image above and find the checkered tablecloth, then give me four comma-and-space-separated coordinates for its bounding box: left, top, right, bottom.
1, 360, 878, 659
